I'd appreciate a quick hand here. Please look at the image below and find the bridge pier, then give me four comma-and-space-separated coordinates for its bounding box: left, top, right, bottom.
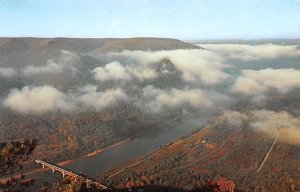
33, 158, 109, 190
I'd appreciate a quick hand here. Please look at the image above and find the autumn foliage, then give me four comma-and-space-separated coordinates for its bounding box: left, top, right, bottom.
205, 177, 235, 192
0, 139, 37, 192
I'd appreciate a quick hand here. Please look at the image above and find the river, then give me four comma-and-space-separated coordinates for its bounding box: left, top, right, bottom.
27, 110, 214, 189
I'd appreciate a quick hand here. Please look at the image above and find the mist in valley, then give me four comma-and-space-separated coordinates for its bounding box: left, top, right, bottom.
1, 39, 300, 141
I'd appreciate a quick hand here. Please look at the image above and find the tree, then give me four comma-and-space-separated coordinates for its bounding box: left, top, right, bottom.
215, 177, 235, 192
0, 139, 37, 176
0, 139, 37, 192
47, 177, 102, 192
202, 177, 235, 192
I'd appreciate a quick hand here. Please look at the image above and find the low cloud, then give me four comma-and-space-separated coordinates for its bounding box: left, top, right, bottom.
22, 50, 78, 76
0, 67, 17, 78
126, 65, 158, 81
221, 110, 300, 144
158, 88, 212, 108
232, 68, 300, 95
3, 84, 128, 114
3, 85, 73, 114
141, 86, 212, 112
251, 110, 300, 144
109, 49, 228, 84
198, 44, 300, 61
93, 61, 160, 82
93, 61, 131, 81
223, 110, 248, 130
79, 87, 128, 111
22, 60, 64, 76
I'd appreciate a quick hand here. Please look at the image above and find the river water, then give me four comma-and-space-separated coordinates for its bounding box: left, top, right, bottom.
29, 110, 213, 189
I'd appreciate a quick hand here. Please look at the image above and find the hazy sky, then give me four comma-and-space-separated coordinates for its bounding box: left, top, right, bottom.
1, 0, 300, 40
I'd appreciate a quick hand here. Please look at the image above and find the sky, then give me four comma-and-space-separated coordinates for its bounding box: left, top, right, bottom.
0, 0, 300, 40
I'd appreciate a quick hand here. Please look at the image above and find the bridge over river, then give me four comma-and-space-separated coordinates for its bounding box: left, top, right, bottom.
29, 157, 109, 190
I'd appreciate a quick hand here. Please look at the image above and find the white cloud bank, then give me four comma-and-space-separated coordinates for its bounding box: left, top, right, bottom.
92, 61, 159, 82
3, 85, 128, 114
109, 49, 228, 84
223, 110, 248, 129
222, 110, 300, 144
0, 67, 17, 78
93, 61, 131, 81
251, 110, 300, 144
141, 85, 212, 112
79, 86, 127, 110
22, 50, 78, 76
232, 68, 300, 95
198, 43, 300, 61
3, 86, 72, 114
126, 65, 158, 81
4, 84, 212, 114
22, 60, 64, 76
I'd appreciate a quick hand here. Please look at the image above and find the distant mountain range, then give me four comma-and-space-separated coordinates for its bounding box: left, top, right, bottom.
0, 37, 199, 67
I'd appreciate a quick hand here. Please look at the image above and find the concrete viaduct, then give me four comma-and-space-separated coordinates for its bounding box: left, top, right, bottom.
31, 157, 109, 190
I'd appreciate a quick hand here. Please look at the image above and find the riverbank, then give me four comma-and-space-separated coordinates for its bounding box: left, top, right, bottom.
0, 138, 132, 183
1, 109, 213, 190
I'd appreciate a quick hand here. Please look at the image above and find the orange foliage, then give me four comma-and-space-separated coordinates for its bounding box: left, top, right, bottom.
206, 177, 235, 192
204, 142, 217, 150
215, 177, 235, 192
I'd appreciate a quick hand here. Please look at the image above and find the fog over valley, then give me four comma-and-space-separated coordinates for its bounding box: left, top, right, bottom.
1, 38, 300, 191
2, 0, 300, 190
1, 38, 300, 143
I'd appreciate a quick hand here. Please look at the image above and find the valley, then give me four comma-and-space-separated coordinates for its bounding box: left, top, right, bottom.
1, 37, 300, 192
99, 112, 300, 192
